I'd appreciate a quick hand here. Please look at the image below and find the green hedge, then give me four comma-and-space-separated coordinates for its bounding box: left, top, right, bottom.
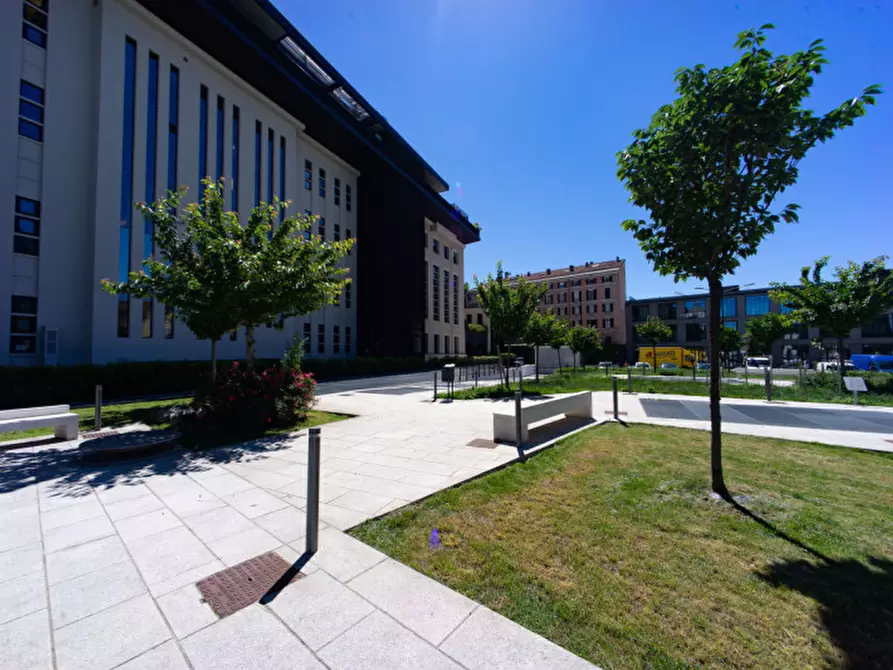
0, 354, 509, 409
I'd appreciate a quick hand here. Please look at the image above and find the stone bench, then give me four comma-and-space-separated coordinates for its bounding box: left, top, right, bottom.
493, 392, 592, 445
0, 404, 79, 440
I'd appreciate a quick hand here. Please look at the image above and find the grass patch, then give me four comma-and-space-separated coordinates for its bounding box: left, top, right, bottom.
351, 424, 893, 669
448, 368, 893, 406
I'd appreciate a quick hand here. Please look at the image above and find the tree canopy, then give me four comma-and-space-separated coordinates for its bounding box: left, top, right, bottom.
568, 325, 601, 371
636, 317, 673, 370
526, 312, 563, 382
744, 312, 790, 358
616, 24, 879, 497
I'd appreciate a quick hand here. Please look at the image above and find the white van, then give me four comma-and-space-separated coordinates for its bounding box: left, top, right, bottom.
745, 357, 771, 371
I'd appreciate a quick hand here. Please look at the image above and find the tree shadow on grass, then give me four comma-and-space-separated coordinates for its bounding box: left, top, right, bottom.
759, 557, 893, 668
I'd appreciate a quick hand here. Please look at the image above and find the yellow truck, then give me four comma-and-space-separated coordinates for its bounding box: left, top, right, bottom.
637, 346, 705, 369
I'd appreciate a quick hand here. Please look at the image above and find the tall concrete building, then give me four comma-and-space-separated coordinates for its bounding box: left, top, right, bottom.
465, 258, 628, 354
3, 0, 479, 366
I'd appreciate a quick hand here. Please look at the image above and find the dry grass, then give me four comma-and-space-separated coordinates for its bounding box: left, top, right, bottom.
351, 424, 893, 669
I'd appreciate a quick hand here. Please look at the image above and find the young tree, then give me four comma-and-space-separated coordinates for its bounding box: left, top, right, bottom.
743, 312, 790, 361
568, 325, 601, 372
526, 312, 561, 383
719, 325, 743, 370
549, 319, 570, 373
771, 256, 893, 390
635, 317, 673, 372
617, 25, 879, 498
474, 262, 547, 387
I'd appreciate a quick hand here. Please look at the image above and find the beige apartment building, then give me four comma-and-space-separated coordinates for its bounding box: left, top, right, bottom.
424, 217, 468, 357
465, 258, 628, 355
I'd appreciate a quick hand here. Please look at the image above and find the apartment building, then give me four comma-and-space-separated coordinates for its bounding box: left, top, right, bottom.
626, 286, 893, 363
2, 0, 479, 366
465, 258, 628, 354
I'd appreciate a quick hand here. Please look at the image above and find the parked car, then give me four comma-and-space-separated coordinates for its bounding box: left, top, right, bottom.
816, 360, 856, 373
597, 361, 613, 369
660, 363, 678, 369
633, 362, 651, 370
745, 357, 771, 371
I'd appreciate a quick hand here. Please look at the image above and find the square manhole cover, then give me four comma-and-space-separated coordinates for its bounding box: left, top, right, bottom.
197, 551, 302, 618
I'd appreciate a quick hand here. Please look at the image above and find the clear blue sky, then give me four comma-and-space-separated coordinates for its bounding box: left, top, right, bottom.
280, 0, 891, 299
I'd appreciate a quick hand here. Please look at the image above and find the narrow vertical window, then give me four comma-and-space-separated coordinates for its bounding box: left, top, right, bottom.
346, 228, 352, 255
23, 0, 49, 48
14, 196, 41, 257
453, 274, 459, 325
318, 168, 326, 198
303, 322, 311, 352
279, 136, 286, 221
432, 264, 440, 322
444, 269, 450, 325
345, 326, 351, 354
215, 96, 225, 181
231, 106, 239, 211
18, 80, 45, 142
143, 53, 159, 339
254, 121, 262, 205
318, 217, 325, 239
317, 324, 325, 354
334, 224, 340, 242
164, 304, 175, 338
167, 66, 179, 196
198, 85, 208, 194
345, 283, 351, 308
304, 159, 312, 190
333, 325, 340, 354
345, 184, 352, 211
118, 37, 137, 338
334, 178, 341, 206
267, 128, 274, 204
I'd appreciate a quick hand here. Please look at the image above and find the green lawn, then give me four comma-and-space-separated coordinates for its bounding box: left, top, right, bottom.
447, 368, 893, 406
351, 424, 893, 669
0, 398, 348, 446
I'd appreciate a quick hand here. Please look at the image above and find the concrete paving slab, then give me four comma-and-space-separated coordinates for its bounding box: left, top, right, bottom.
43, 514, 115, 554
319, 610, 460, 670
440, 605, 594, 669
348, 558, 478, 645
182, 505, 255, 545
104, 492, 165, 521
116, 640, 189, 669
161, 489, 226, 518
50, 558, 146, 629
182, 604, 323, 670
192, 472, 254, 497
53, 594, 170, 670
146, 560, 226, 599
127, 527, 217, 585
253, 505, 316, 544
268, 570, 374, 650
220, 488, 289, 519
0, 609, 52, 670
328, 489, 395, 515
156, 583, 218, 639
93, 482, 153, 506
45, 535, 130, 586
0, 542, 43, 585
0, 569, 45, 625
318, 502, 369, 531
310, 527, 386, 582
207, 526, 282, 566
115, 508, 183, 543
40, 498, 105, 531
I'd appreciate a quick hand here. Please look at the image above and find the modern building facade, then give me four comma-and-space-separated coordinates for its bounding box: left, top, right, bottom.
2, 0, 479, 366
465, 258, 628, 354
626, 286, 893, 363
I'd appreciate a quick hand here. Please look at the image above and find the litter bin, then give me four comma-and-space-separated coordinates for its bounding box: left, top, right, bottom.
441, 364, 456, 383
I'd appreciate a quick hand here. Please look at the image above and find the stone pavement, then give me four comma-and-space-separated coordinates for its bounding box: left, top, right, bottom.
0, 385, 595, 670
602, 391, 893, 453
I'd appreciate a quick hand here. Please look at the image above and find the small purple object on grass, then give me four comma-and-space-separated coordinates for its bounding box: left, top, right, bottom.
429, 528, 441, 549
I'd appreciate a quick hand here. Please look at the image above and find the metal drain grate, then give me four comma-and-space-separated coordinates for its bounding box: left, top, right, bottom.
196, 551, 302, 618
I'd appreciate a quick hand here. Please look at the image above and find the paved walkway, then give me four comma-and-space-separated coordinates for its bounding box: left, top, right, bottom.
0, 386, 594, 670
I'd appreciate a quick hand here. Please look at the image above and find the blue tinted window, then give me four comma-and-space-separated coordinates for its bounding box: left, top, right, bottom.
15, 197, 40, 217
745, 294, 770, 316
254, 121, 262, 205
119, 38, 137, 337
267, 128, 274, 204
231, 106, 239, 210
145, 53, 159, 260
215, 96, 225, 181
19, 100, 43, 123
279, 136, 285, 221
198, 86, 208, 193
22, 24, 46, 48
721, 296, 737, 318
167, 67, 179, 196
18, 119, 42, 141
20, 81, 43, 104
780, 304, 793, 314
15, 217, 39, 235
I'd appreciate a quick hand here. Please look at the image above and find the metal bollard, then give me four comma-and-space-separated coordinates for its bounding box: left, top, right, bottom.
612, 376, 619, 420
306, 427, 321, 555
514, 391, 523, 447
433, 372, 438, 402
764, 367, 772, 402
94, 385, 103, 430
519, 367, 524, 395
692, 364, 696, 381
627, 366, 632, 394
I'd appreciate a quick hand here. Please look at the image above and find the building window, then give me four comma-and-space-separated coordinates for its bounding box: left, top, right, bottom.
604, 287, 612, 299
454, 336, 459, 355
303, 322, 311, 352
255, 122, 263, 205
19, 80, 44, 142
432, 264, 440, 321
334, 178, 341, 206
304, 159, 312, 190
215, 96, 225, 181
453, 274, 459, 325
318, 168, 326, 198
346, 228, 352, 254
267, 128, 274, 204
231, 106, 239, 211
721, 296, 737, 318
345, 326, 351, 354
23, 1, 48, 48
14, 196, 40, 257
318, 216, 325, 239
723, 320, 738, 332
603, 302, 614, 314
118, 38, 138, 338
444, 336, 450, 355
144, 52, 159, 279
603, 318, 615, 330
279, 136, 286, 221
745, 294, 770, 316
167, 66, 179, 199
686, 322, 707, 342
9, 295, 38, 355
141, 300, 153, 338
432, 239, 439, 253
164, 304, 175, 338
345, 184, 352, 211
453, 250, 458, 264
862, 314, 893, 338
443, 269, 450, 325
658, 302, 677, 320
345, 282, 351, 308
632, 305, 649, 321
433, 334, 439, 354
683, 299, 706, 320
198, 85, 208, 191
444, 245, 449, 260
334, 224, 340, 242
333, 325, 340, 353
317, 324, 325, 354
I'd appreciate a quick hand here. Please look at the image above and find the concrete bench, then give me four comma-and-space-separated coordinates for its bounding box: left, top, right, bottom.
0, 404, 79, 440
493, 392, 592, 445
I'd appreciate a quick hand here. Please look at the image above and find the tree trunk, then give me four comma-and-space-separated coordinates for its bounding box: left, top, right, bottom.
837, 336, 845, 393
210, 339, 218, 381
496, 342, 507, 389
708, 277, 729, 499
556, 347, 562, 373
652, 343, 657, 374
245, 324, 256, 370
572, 351, 577, 372
535, 346, 540, 383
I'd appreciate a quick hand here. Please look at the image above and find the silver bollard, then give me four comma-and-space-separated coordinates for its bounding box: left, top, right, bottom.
306, 427, 321, 555
612, 376, 619, 420
94, 385, 103, 431
514, 391, 523, 447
